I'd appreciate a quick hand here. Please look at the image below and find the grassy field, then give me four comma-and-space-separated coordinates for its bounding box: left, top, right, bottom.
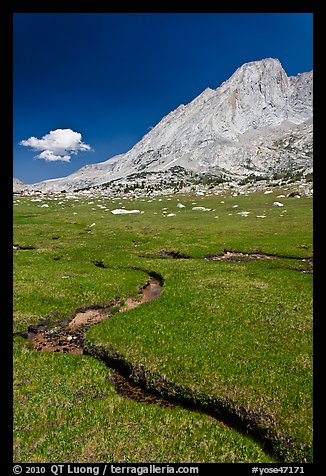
13, 188, 313, 462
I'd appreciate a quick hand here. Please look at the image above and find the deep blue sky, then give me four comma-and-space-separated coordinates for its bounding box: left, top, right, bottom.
13, 13, 313, 184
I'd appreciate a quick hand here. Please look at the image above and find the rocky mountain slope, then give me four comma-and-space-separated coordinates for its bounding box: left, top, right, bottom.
13, 177, 29, 193
18, 58, 313, 193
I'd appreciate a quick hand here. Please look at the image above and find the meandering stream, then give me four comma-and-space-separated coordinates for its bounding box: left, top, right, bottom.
17, 253, 312, 461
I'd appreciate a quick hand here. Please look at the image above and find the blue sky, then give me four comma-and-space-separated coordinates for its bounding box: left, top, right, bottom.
13, 13, 313, 184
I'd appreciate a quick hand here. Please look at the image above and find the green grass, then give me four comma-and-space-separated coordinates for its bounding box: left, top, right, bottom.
86, 258, 312, 460
13, 188, 313, 462
14, 337, 274, 463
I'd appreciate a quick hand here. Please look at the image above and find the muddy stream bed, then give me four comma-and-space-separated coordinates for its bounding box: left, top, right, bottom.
25, 275, 176, 407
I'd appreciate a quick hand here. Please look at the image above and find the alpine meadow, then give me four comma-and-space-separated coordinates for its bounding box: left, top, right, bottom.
14, 48, 313, 465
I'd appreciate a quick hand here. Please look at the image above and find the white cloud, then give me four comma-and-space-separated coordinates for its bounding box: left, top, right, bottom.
35, 150, 71, 162
19, 128, 92, 162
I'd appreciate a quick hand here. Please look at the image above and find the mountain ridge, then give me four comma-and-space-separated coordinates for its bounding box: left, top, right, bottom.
15, 58, 313, 194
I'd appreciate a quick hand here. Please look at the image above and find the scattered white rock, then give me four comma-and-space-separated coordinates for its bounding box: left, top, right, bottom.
89, 223, 96, 227
237, 211, 250, 216
195, 192, 205, 196
192, 206, 212, 211
264, 190, 273, 194
276, 195, 285, 198
256, 215, 267, 218
272, 201, 284, 207
232, 205, 238, 208
167, 213, 176, 217
41, 204, 49, 207
111, 209, 141, 215
177, 203, 186, 208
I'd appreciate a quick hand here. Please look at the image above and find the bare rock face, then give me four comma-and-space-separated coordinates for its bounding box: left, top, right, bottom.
29, 58, 313, 192
13, 177, 29, 193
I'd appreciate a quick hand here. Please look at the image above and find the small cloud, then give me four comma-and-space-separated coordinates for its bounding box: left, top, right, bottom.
36, 150, 71, 162
19, 128, 92, 162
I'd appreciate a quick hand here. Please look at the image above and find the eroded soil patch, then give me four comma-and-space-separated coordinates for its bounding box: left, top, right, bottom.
205, 251, 275, 262
139, 250, 191, 259
109, 369, 175, 408
31, 327, 84, 354
120, 276, 162, 312
13, 244, 36, 251
92, 260, 108, 268
69, 308, 112, 330
158, 249, 191, 259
